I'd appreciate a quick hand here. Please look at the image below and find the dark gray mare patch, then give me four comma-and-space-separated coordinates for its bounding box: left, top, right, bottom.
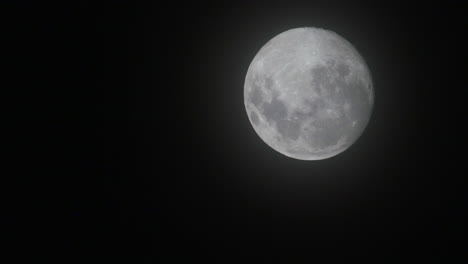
261, 96, 287, 122
276, 119, 301, 140
249, 83, 263, 107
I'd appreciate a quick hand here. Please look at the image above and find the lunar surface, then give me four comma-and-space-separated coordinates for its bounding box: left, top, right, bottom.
244, 27, 374, 160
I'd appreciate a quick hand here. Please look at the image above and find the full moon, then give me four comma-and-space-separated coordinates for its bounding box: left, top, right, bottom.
244, 27, 374, 160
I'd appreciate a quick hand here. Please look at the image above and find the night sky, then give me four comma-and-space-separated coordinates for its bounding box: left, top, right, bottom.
7, 1, 467, 261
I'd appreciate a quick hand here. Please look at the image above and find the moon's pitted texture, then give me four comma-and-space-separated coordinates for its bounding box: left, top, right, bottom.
244, 28, 373, 160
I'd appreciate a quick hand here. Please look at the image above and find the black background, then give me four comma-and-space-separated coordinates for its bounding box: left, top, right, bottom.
6, 0, 467, 261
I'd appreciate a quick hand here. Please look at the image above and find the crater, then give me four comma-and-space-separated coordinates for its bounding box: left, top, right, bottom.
250, 111, 259, 126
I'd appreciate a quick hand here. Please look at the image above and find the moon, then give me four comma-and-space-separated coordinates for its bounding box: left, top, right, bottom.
244, 27, 374, 160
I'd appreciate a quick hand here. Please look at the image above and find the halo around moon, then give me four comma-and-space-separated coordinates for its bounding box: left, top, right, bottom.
244, 27, 374, 160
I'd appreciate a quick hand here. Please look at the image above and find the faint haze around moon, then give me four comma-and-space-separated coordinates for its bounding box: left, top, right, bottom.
244, 27, 374, 160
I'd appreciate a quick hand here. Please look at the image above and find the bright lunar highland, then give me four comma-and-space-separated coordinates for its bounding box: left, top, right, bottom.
244, 27, 374, 160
